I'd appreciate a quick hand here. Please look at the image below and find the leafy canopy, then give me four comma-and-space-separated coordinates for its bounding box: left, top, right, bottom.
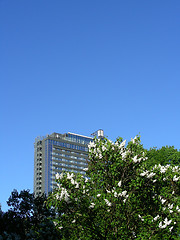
48, 136, 180, 240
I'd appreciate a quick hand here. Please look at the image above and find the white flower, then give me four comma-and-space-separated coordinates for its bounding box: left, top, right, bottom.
132, 155, 139, 163
140, 170, 149, 177
57, 183, 62, 188
71, 179, 75, 185
118, 180, 122, 187
172, 166, 179, 172
153, 164, 157, 169
56, 173, 60, 179
153, 215, 159, 221
97, 148, 101, 154
160, 196, 166, 204
89, 202, 95, 208
138, 215, 144, 221
106, 189, 111, 193
104, 199, 112, 207
159, 222, 163, 228
56, 172, 64, 180
164, 218, 172, 226
114, 192, 118, 198
147, 172, 156, 178
131, 136, 137, 144
119, 140, 126, 148
159, 218, 172, 229
102, 145, 107, 151
168, 203, 173, 209
83, 168, 88, 171
67, 172, 74, 180
160, 166, 167, 173
173, 175, 179, 182
58, 226, 63, 229
88, 141, 96, 149
121, 190, 127, 197
121, 152, 127, 160
58, 188, 70, 202
169, 226, 173, 232
97, 194, 101, 197
72, 219, 76, 223
85, 177, 89, 182
75, 183, 79, 188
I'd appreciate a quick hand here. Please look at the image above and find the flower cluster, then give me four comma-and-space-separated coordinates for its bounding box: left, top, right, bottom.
140, 170, 156, 178
159, 218, 172, 229
104, 199, 112, 207
140, 163, 180, 184
49, 135, 180, 239
88, 136, 147, 165
56, 187, 70, 202
89, 202, 95, 208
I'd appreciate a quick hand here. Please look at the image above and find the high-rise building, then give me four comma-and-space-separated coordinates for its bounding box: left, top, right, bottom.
34, 130, 104, 197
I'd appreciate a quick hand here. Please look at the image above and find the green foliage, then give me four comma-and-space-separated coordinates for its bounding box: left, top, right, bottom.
47, 136, 180, 239
0, 190, 60, 240
146, 146, 180, 167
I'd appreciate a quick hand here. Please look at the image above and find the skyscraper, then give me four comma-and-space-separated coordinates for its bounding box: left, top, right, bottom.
34, 130, 104, 197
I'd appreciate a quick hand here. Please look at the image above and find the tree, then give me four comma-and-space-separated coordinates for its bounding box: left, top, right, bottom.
0, 190, 60, 240
48, 136, 180, 239
146, 146, 180, 168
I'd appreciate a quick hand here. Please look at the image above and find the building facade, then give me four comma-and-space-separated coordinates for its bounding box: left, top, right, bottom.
34, 130, 104, 197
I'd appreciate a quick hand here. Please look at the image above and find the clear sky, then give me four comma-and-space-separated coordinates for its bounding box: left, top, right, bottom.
0, 0, 180, 211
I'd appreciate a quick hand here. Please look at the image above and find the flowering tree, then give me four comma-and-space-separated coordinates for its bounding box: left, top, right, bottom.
47, 137, 180, 239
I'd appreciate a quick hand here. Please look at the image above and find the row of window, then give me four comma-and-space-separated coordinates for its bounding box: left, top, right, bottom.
37, 141, 42, 146
52, 157, 88, 166
51, 140, 88, 152
36, 181, 42, 185
52, 152, 87, 160
51, 164, 85, 170
37, 147, 42, 152
36, 177, 42, 180
52, 147, 88, 156
36, 153, 42, 157
66, 134, 91, 145
36, 167, 42, 172
36, 163, 42, 167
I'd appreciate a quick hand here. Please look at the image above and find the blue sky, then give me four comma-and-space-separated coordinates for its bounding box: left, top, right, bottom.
0, 0, 180, 211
